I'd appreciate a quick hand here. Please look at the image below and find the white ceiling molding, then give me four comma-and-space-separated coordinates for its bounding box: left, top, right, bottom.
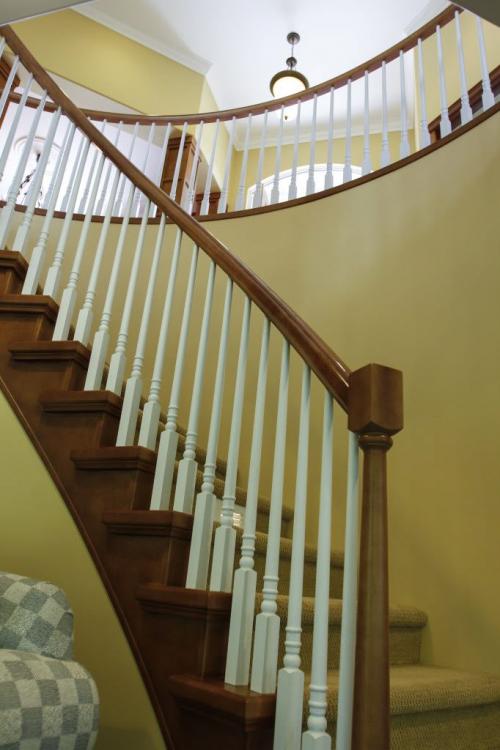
0, 0, 92, 25
405, 0, 450, 34
75, 4, 212, 75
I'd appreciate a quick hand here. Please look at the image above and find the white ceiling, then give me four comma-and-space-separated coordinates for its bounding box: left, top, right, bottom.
77, 0, 450, 115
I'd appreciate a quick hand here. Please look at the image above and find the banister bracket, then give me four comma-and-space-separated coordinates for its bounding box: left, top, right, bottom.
348, 362, 403, 435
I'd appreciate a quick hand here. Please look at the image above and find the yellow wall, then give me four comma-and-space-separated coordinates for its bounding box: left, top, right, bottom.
207, 111, 500, 677
0, 391, 166, 750
12, 9, 205, 115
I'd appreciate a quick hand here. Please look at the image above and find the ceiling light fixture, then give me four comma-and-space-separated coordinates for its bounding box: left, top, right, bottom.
270, 31, 309, 99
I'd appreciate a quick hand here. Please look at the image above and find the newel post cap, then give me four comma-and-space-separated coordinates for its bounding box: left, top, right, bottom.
348, 363, 403, 435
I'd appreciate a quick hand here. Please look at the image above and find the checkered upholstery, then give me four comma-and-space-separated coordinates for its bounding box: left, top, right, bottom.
0, 573, 99, 749
0, 574, 73, 661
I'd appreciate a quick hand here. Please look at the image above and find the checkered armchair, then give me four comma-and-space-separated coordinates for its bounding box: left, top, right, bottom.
0, 572, 99, 749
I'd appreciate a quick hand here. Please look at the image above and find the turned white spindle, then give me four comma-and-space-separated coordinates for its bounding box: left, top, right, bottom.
306, 95, 318, 195
95, 155, 114, 216
116, 214, 167, 444
235, 114, 252, 211
12, 107, 61, 254
169, 121, 187, 201
270, 106, 285, 204
455, 11, 473, 125
158, 122, 172, 186
41, 117, 71, 211
22, 121, 76, 295
302, 392, 334, 749
172, 260, 216, 511
186, 278, 233, 589
252, 110, 269, 208
113, 122, 139, 214
43, 135, 90, 300
210, 296, 252, 592
184, 120, 204, 214
134, 123, 156, 215
150, 244, 199, 510
225, 317, 270, 685
201, 119, 221, 215
250, 341, 289, 693
436, 25, 452, 137
139, 229, 183, 449
59, 130, 85, 212
362, 71, 372, 175
476, 16, 495, 110
0, 56, 19, 125
73, 125, 138, 348
0, 74, 34, 184
324, 88, 335, 190
288, 101, 302, 201
101, 201, 151, 395
273, 364, 311, 750
52, 145, 108, 340
78, 143, 101, 214
380, 62, 390, 167
343, 80, 353, 183
399, 51, 410, 158
218, 117, 236, 214
335, 433, 360, 750
417, 40, 431, 148
0, 91, 46, 250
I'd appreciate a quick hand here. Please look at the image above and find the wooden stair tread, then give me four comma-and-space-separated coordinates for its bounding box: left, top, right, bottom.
41, 389, 123, 415
137, 582, 231, 616
9, 339, 91, 365
103, 508, 193, 536
168, 674, 275, 721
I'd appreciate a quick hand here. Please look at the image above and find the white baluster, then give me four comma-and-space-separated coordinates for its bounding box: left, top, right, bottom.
252, 110, 269, 208
22, 121, 76, 295
116, 214, 167, 444
73, 126, 137, 348
169, 121, 188, 200
343, 80, 353, 183
218, 116, 236, 214
235, 114, 252, 211
306, 95, 318, 195
274, 364, 311, 750
172, 261, 216, 510
41, 117, 72, 210
0, 56, 19, 125
210, 296, 251, 592
225, 317, 270, 685
156, 122, 172, 190
436, 25, 452, 137
78, 143, 100, 214
324, 88, 335, 190
270, 106, 285, 204
302, 392, 334, 750
201, 119, 221, 215
139, 228, 183, 449
0, 92, 47, 250
361, 71, 372, 175
417, 40, 431, 148
59, 130, 86, 212
186, 278, 233, 589
380, 62, 390, 167
250, 340, 289, 693
476, 16, 495, 110
113, 122, 139, 214
134, 123, 156, 216
52, 145, 107, 340
399, 51, 410, 158
96, 122, 124, 214
150, 244, 199, 510
455, 11, 473, 125
335, 433, 360, 750
43, 135, 90, 299
0, 72, 32, 183
12, 107, 61, 254
184, 121, 204, 214
288, 101, 302, 201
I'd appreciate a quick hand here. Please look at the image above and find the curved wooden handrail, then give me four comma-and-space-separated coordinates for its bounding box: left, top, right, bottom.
9, 5, 459, 125
1, 24, 351, 409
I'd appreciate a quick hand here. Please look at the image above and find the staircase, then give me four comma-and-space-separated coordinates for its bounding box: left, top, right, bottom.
0, 16, 500, 750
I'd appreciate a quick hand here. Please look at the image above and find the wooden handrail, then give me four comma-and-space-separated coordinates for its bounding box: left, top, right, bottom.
8, 5, 459, 126
0, 23, 351, 409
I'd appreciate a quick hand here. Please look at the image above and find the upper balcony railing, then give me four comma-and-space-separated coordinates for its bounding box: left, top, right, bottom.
0, 5, 498, 223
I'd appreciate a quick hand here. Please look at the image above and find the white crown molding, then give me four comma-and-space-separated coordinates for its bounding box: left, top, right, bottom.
404, 0, 451, 34
74, 5, 212, 75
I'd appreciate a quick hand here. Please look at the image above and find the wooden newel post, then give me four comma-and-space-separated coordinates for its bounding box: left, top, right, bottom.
348, 363, 403, 750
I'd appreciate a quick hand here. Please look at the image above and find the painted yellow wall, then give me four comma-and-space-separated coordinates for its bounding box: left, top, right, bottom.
12, 9, 204, 115
0, 391, 166, 749
207, 111, 500, 678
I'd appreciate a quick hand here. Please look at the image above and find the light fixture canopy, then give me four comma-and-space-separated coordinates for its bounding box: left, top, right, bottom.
270, 31, 309, 98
